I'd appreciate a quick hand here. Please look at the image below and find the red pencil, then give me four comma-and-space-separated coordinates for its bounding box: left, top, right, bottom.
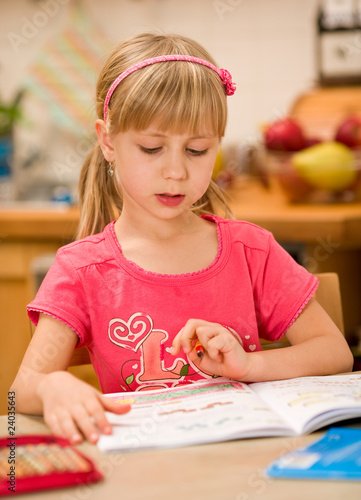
195, 341, 205, 359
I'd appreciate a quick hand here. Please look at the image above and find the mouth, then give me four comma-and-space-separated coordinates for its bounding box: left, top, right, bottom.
156, 193, 185, 207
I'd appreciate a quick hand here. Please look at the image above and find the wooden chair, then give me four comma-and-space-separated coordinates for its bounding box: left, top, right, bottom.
261, 272, 344, 349
66, 346, 99, 389
313, 272, 344, 335
69, 346, 91, 366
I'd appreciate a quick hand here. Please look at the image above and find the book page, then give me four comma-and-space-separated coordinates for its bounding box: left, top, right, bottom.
250, 374, 361, 435
98, 379, 290, 452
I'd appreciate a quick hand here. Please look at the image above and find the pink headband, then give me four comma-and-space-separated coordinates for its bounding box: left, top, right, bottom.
103, 54, 236, 122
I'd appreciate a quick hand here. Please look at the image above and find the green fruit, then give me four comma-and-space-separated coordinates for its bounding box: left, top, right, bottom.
292, 142, 356, 191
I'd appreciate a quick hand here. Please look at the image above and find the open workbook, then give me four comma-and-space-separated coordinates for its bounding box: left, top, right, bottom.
97, 374, 361, 452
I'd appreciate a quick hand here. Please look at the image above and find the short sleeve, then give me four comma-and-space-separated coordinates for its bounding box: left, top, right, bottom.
27, 248, 91, 346
248, 232, 319, 341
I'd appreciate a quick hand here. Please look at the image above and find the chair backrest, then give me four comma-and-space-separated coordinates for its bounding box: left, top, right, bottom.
313, 272, 344, 335
261, 272, 344, 349
69, 346, 91, 366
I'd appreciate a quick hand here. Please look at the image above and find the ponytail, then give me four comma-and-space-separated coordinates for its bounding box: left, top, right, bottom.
193, 179, 234, 220
76, 143, 123, 240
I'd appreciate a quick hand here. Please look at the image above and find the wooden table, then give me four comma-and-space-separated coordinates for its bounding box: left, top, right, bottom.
0, 414, 360, 500
226, 176, 361, 339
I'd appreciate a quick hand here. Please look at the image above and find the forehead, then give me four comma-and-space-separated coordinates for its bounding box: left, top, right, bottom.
135, 127, 218, 140
127, 110, 220, 138
111, 67, 226, 139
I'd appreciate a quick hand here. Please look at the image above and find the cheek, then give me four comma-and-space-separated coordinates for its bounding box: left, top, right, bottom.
115, 164, 151, 199
191, 166, 214, 199
198, 157, 217, 184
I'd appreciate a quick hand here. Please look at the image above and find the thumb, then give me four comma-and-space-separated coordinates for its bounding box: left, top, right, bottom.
100, 395, 131, 415
171, 327, 184, 355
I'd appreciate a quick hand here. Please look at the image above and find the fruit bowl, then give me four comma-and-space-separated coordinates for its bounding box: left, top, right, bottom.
260, 146, 361, 204
260, 115, 361, 204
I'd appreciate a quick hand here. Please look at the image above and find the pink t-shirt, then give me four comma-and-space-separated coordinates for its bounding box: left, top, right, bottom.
27, 215, 318, 393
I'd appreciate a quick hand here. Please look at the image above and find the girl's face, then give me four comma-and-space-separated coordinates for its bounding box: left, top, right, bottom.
97, 121, 220, 222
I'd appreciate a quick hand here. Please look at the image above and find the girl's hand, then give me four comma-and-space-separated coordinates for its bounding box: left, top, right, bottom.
171, 319, 251, 380
37, 371, 131, 445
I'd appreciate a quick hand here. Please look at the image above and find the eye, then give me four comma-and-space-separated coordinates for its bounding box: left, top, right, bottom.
140, 146, 162, 155
187, 148, 208, 156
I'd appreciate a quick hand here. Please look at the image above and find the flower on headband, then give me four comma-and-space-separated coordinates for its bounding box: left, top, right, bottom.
219, 69, 236, 96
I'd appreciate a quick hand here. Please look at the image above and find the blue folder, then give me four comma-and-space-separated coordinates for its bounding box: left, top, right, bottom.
266, 427, 361, 480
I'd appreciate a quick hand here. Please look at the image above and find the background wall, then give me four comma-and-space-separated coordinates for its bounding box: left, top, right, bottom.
0, 0, 320, 198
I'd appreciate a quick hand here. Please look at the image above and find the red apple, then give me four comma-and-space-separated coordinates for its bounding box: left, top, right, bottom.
264, 117, 306, 152
276, 157, 314, 202
335, 115, 361, 148
305, 137, 323, 147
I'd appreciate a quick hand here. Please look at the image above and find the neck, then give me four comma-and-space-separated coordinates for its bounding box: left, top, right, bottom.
113, 206, 218, 275
114, 206, 202, 244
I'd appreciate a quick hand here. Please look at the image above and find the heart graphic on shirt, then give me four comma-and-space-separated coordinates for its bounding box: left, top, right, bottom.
245, 335, 251, 340
248, 344, 257, 351
108, 312, 153, 352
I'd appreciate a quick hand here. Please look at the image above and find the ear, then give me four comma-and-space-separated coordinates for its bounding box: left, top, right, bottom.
95, 119, 115, 162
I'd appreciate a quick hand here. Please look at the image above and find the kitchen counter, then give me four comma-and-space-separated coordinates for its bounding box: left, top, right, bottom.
0, 204, 79, 240
227, 176, 361, 245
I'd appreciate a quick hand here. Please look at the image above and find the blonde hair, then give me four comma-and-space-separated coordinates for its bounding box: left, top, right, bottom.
77, 32, 233, 239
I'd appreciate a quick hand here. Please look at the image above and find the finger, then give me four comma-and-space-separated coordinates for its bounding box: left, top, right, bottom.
192, 325, 224, 356
44, 411, 82, 443
93, 399, 131, 436
176, 324, 221, 360
47, 408, 84, 444
190, 326, 234, 361
70, 404, 102, 444
101, 395, 131, 416
171, 327, 185, 355
171, 327, 198, 355
206, 333, 236, 359
83, 398, 114, 436
173, 320, 205, 354
186, 347, 208, 366
186, 329, 219, 363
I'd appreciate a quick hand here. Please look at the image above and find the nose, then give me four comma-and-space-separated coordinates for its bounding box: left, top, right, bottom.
162, 150, 187, 180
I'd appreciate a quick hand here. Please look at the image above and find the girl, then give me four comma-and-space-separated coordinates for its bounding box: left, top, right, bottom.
11, 33, 353, 445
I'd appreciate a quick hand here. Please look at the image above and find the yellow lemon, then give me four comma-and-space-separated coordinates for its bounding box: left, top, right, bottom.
212, 148, 224, 179
292, 142, 356, 191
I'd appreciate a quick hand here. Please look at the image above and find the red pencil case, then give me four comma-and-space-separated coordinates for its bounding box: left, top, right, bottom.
0, 434, 103, 496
